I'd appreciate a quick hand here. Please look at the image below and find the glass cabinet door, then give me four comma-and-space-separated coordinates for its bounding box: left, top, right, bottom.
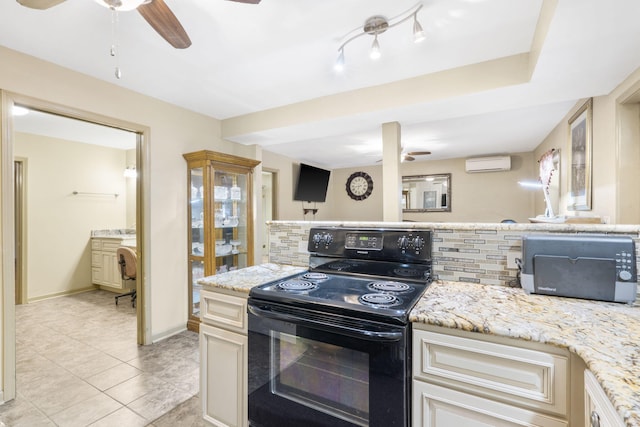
188, 167, 204, 319
213, 170, 248, 274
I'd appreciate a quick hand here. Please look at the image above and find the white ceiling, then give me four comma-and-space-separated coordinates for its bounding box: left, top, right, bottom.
3, 0, 640, 168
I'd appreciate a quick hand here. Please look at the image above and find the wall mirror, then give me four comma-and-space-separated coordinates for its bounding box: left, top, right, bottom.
402, 173, 451, 212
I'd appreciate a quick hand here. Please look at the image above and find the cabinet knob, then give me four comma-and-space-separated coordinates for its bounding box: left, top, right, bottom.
590, 410, 601, 427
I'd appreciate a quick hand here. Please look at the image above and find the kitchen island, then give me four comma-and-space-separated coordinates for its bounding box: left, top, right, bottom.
199, 264, 640, 427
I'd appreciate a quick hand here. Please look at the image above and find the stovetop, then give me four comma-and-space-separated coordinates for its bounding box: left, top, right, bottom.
249, 267, 430, 324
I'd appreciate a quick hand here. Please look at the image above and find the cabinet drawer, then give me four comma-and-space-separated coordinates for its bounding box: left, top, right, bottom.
413, 327, 568, 416
201, 290, 247, 334
413, 381, 567, 427
102, 240, 122, 252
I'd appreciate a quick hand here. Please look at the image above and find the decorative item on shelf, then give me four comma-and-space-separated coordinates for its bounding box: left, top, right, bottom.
334, 3, 425, 72
214, 186, 228, 201
230, 185, 242, 200
230, 240, 241, 254
191, 185, 198, 199
538, 148, 560, 218
216, 242, 232, 256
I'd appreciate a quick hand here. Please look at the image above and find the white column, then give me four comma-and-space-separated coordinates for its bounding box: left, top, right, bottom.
382, 121, 402, 222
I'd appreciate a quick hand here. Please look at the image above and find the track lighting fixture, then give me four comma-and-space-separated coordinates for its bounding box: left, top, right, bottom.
334, 3, 425, 72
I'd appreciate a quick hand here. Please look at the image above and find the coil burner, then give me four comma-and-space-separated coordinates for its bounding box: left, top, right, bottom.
276, 280, 318, 292
367, 281, 412, 293
358, 293, 401, 307
302, 272, 329, 281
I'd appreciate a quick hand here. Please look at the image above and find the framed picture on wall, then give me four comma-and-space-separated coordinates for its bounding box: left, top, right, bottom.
567, 98, 593, 211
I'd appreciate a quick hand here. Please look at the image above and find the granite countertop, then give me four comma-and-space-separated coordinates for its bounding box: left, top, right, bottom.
197, 263, 640, 426
197, 263, 306, 293
91, 229, 136, 239
411, 281, 640, 427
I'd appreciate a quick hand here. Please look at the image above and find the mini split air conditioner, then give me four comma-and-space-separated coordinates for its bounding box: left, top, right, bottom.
465, 156, 511, 173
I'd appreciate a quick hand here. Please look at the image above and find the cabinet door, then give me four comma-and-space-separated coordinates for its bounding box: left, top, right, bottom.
109, 252, 123, 289
584, 371, 625, 427
413, 381, 567, 427
92, 261, 103, 285
200, 323, 247, 427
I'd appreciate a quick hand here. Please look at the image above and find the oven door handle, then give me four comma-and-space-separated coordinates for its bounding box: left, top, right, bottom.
248, 304, 403, 342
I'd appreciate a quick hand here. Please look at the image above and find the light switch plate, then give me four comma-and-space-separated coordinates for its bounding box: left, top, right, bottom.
299, 241, 308, 253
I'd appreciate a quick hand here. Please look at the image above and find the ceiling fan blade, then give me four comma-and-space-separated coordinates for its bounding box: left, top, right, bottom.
406, 151, 432, 156
227, 0, 261, 3
404, 155, 416, 161
17, 0, 66, 9
137, 0, 191, 49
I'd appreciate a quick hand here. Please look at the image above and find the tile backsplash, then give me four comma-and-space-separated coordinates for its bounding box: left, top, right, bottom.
267, 221, 640, 288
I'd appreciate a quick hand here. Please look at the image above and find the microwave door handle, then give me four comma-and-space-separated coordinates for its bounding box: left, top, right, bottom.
248, 304, 403, 342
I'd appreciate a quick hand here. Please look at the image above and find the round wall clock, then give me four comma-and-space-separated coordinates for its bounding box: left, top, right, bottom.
346, 171, 373, 201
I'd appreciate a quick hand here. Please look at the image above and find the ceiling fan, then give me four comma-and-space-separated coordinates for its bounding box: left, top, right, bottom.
402, 151, 431, 161
377, 151, 432, 162
16, 0, 261, 49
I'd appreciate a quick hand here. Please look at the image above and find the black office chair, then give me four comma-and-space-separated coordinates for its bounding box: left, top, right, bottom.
115, 246, 137, 307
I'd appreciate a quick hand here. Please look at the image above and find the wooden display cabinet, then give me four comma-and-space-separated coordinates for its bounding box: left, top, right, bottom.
183, 150, 260, 332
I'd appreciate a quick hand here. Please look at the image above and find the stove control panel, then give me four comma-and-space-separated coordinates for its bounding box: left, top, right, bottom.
308, 227, 432, 263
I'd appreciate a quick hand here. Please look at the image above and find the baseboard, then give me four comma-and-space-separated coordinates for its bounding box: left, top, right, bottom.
151, 325, 188, 343
27, 286, 98, 303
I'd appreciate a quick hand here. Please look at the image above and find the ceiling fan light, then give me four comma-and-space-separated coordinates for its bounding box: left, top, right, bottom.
95, 0, 146, 11
413, 15, 426, 43
370, 34, 381, 60
334, 49, 345, 72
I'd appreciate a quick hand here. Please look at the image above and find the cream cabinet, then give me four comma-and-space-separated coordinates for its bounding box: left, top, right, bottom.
200, 289, 248, 427
91, 237, 135, 290
584, 370, 625, 427
412, 324, 569, 427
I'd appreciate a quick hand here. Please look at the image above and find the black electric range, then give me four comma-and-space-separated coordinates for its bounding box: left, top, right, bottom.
249, 227, 432, 324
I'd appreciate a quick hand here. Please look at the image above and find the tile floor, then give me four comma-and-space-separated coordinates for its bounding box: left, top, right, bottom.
0, 290, 203, 426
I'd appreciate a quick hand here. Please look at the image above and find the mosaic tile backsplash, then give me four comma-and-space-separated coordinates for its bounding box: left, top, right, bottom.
267, 221, 640, 289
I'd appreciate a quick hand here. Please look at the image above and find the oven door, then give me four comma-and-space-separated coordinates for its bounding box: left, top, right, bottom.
248, 299, 409, 427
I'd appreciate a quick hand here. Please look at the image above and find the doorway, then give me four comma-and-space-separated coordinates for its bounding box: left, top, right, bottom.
1, 91, 149, 401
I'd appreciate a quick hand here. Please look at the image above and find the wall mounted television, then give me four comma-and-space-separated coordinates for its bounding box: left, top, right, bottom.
293, 163, 331, 203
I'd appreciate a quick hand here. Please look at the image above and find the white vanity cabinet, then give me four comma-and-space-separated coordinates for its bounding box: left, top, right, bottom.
200, 289, 248, 427
584, 370, 625, 427
412, 324, 569, 427
91, 237, 135, 290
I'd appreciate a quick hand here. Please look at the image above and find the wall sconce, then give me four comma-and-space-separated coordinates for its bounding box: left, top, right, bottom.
123, 166, 137, 178
335, 3, 425, 72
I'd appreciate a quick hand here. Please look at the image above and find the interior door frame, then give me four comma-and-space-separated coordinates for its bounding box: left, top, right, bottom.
0, 90, 151, 401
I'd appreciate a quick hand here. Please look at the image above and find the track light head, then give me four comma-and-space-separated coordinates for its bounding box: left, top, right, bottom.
334, 48, 345, 72
370, 34, 381, 60
413, 14, 425, 43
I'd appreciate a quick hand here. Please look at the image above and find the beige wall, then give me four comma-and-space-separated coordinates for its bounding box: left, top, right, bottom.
402, 153, 537, 223
14, 132, 128, 300
534, 66, 640, 224
125, 148, 136, 228
0, 45, 256, 344
261, 150, 336, 222
263, 151, 536, 223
